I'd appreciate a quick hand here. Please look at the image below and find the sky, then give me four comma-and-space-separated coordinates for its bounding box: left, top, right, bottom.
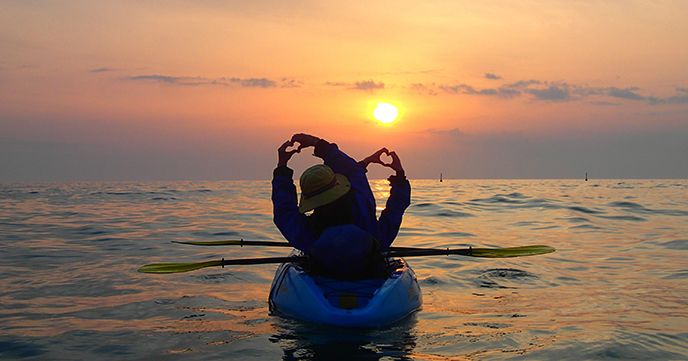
1, 0, 687, 181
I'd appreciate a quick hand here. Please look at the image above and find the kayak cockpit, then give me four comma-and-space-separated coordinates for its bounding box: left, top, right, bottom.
311, 258, 409, 310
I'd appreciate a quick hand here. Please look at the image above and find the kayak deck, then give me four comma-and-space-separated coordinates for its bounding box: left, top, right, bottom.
313, 275, 386, 310
268, 255, 422, 328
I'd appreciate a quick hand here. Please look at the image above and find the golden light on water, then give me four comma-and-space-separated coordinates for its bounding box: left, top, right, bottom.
373, 103, 398, 124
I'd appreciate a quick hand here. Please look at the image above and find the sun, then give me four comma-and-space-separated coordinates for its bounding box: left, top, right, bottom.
373, 102, 398, 124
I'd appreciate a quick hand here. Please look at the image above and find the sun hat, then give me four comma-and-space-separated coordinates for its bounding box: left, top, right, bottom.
298, 164, 351, 213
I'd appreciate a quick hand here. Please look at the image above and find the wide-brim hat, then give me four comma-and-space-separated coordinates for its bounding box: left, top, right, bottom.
298, 165, 351, 213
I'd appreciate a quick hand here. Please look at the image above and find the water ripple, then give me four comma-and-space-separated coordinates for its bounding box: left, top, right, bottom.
658, 240, 688, 250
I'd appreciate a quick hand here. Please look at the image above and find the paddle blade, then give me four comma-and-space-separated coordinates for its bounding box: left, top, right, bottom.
467, 245, 555, 258
138, 256, 307, 274
388, 245, 555, 259
137, 260, 222, 274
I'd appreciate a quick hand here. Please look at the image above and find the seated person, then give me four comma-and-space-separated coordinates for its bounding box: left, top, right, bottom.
271, 133, 411, 278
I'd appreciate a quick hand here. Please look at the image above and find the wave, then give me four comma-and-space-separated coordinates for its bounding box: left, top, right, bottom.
608, 201, 688, 216
658, 240, 688, 250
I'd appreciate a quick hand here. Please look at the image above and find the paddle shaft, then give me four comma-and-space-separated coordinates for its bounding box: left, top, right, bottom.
173, 239, 457, 252
220, 256, 307, 266
172, 240, 552, 257
173, 240, 292, 247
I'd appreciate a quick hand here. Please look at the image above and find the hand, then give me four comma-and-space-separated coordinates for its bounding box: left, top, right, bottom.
290, 133, 320, 152
383, 151, 404, 174
361, 147, 389, 167
277, 140, 300, 167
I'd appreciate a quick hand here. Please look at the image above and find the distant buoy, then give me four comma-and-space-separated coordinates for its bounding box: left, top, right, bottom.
585, 172, 588, 181
440, 173, 443, 182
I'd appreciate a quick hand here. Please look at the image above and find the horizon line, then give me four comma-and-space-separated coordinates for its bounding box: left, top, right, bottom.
2, 177, 687, 184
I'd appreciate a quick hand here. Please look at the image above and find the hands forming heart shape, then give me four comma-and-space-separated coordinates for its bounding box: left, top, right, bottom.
378, 151, 394, 167
366, 148, 390, 165
278, 134, 403, 173
277, 140, 303, 166
284, 140, 302, 154
366, 147, 402, 172
277, 134, 320, 167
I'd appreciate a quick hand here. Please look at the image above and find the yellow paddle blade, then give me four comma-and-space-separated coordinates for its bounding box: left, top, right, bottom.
389, 245, 556, 259
138, 256, 306, 274
468, 245, 556, 258
137, 260, 222, 274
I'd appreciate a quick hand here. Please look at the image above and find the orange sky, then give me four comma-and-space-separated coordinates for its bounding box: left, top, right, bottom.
1, 1, 687, 180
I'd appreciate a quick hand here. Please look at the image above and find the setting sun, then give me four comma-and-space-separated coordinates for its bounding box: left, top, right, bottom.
373, 103, 399, 124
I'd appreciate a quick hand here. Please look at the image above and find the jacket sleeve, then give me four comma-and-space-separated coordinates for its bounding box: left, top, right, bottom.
313, 140, 376, 215
377, 173, 411, 249
271, 166, 318, 251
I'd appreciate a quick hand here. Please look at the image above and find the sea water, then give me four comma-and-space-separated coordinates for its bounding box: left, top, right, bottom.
1, 180, 687, 360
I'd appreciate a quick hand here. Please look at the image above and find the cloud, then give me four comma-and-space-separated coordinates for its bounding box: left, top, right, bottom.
280, 78, 303, 88
439, 84, 472, 94
605, 87, 644, 101
324, 81, 348, 87
570, 84, 603, 97
438, 83, 521, 98
129, 74, 183, 84
325, 80, 385, 91
526, 85, 571, 101
423, 78, 687, 105
90, 67, 116, 73
125, 74, 298, 88
663, 86, 688, 104
410, 83, 438, 96
227, 77, 276, 88
123, 72, 688, 104
498, 87, 521, 98
506, 80, 542, 88
352, 80, 384, 91
598, 86, 688, 105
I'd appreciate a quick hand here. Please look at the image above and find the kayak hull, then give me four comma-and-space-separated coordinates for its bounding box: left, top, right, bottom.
268, 255, 422, 328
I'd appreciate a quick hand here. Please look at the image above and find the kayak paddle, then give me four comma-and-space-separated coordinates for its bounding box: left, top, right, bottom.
138, 245, 555, 274
172, 239, 424, 251
171, 240, 553, 256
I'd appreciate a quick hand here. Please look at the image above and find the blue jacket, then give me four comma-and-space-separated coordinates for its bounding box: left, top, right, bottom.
272, 140, 411, 252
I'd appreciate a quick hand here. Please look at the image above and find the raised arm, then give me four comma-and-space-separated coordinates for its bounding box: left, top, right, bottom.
271, 140, 318, 251
375, 151, 411, 249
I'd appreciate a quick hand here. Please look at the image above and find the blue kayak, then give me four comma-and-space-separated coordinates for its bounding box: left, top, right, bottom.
268, 252, 423, 328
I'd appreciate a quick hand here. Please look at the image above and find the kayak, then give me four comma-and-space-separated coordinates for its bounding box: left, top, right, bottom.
268, 251, 423, 328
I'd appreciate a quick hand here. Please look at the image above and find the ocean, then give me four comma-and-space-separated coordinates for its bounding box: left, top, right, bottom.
1, 179, 687, 360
